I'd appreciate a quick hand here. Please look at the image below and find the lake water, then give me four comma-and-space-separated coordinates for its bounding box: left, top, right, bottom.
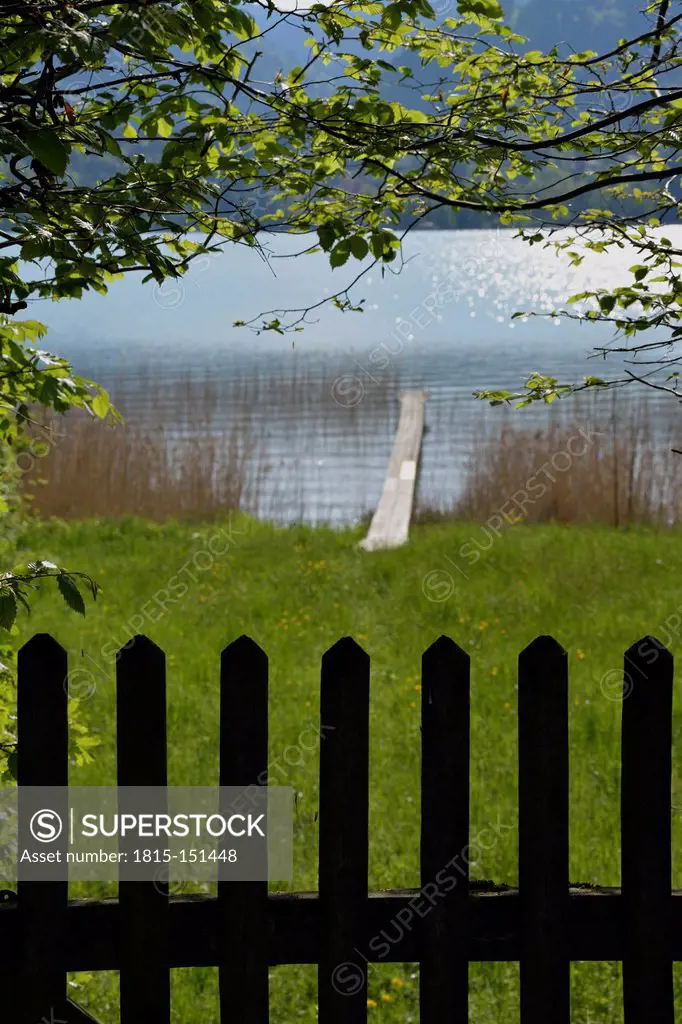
33, 228, 681, 523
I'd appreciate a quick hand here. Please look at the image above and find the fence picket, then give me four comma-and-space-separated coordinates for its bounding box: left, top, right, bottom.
318, 637, 370, 1023
219, 635, 269, 1023
621, 637, 673, 1023
519, 635, 570, 1024
420, 635, 470, 1023
16, 634, 69, 1024
116, 636, 170, 1024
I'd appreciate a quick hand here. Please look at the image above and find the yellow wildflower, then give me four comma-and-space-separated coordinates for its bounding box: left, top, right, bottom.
391, 978, 404, 988
367, 999, 377, 1008
381, 993, 393, 1003
576, 649, 585, 660
491, 666, 499, 677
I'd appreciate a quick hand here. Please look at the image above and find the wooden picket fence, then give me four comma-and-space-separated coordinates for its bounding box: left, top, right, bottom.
0, 630, 677, 1023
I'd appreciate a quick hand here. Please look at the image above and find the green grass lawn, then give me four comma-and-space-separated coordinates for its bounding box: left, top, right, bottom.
10, 514, 682, 1022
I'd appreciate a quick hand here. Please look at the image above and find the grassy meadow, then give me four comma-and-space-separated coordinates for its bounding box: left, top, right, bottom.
10, 512, 682, 1022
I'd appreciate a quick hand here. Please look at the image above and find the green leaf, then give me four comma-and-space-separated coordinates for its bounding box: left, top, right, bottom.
90, 392, 110, 418
349, 236, 369, 260
381, 3, 402, 30
457, 0, 503, 17
329, 242, 350, 268
57, 575, 86, 616
317, 226, 335, 252
24, 129, 69, 176
157, 117, 173, 139
0, 592, 17, 631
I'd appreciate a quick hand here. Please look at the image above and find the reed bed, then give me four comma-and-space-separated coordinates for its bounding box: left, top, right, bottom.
21, 376, 266, 522
18, 366, 682, 528
423, 396, 682, 527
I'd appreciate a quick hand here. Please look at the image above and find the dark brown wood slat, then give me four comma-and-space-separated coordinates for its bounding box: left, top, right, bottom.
116, 635, 170, 1024
621, 637, 673, 1024
420, 636, 470, 1023
15, 634, 69, 1024
518, 635, 569, 1024
9, 886, 682, 970
219, 635, 269, 1023
318, 637, 369, 1024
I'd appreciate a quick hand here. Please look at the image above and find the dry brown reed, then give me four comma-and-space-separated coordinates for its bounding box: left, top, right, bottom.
427, 397, 682, 528
21, 376, 265, 521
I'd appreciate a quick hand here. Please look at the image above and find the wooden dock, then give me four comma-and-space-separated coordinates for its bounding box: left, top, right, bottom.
359, 390, 427, 552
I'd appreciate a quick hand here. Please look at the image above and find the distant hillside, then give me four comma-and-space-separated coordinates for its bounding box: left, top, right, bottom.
509, 0, 651, 54
259, 1, 654, 67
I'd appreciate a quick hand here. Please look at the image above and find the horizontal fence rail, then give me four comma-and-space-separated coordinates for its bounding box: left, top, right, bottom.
0, 632, 675, 1024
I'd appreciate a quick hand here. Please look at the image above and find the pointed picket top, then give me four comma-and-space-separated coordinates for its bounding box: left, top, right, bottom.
18, 631, 66, 662
116, 633, 165, 666
17, 632, 68, 786
518, 635, 568, 710
322, 635, 369, 668
622, 636, 672, 704
320, 636, 370, 744
221, 633, 267, 666
625, 635, 672, 669
17, 630, 68, 790
116, 634, 166, 789
519, 634, 566, 665
422, 634, 469, 667
422, 635, 469, 715
220, 634, 267, 786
